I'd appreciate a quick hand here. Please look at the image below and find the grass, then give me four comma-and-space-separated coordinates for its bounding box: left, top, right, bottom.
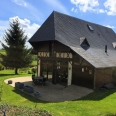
0, 49, 5, 55
0, 70, 116, 116
32, 60, 37, 66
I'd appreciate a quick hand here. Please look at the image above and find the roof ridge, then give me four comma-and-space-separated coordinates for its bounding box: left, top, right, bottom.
53, 11, 113, 31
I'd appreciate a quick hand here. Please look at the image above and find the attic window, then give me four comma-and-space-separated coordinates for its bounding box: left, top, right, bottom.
112, 42, 116, 50
80, 37, 90, 50
87, 24, 94, 31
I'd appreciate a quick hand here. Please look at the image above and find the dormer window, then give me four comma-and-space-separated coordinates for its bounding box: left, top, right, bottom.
112, 42, 116, 50
80, 37, 90, 50
87, 24, 94, 31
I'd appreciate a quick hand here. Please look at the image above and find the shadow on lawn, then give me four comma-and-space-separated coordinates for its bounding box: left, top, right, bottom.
12, 89, 48, 103
13, 87, 116, 103
77, 88, 116, 101
10, 78, 116, 102
12, 80, 50, 103
0, 74, 17, 77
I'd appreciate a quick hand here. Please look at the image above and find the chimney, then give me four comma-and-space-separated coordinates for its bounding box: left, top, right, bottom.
105, 45, 107, 53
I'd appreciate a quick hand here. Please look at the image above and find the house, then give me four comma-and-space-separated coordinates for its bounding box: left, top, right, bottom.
29, 11, 116, 89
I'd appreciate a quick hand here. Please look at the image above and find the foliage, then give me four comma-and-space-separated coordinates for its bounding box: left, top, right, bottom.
32, 55, 37, 60
0, 104, 52, 116
0, 18, 33, 74
32, 60, 37, 65
31, 66, 37, 75
18, 67, 29, 73
0, 50, 37, 68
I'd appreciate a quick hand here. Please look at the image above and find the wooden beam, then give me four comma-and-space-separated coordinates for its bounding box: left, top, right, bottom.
38, 57, 73, 61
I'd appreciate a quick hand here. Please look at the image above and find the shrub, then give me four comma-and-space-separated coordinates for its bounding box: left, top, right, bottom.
0, 104, 52, 116
19, 67, 30, 73
31, 67, 37, 75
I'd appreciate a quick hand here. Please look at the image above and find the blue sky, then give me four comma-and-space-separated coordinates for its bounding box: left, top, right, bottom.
0, 0, 116, 48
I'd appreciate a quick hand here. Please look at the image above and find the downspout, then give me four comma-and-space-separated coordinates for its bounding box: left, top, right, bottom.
94, 68, 96, 89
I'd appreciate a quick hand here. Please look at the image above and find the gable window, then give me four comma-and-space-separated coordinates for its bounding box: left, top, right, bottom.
112, 42, 116, 50
80, 37, 90, 50
87, 24, 94, 31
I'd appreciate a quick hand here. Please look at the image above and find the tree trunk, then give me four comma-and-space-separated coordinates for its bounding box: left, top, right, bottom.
15, 68, 18, 74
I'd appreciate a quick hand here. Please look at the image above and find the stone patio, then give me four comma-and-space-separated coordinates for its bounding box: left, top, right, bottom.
4, 76, 93, 102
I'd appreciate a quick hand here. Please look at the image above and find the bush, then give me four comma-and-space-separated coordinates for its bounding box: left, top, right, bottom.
31, 67, 37, 75
0, 104, 52, 116
28, 70, 32, 74
19, 67, 30, 73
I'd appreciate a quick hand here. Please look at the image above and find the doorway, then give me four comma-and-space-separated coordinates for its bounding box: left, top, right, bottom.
41, 60, 68, 85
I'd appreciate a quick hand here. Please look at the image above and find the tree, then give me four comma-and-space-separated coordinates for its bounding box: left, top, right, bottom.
0, 18, 33, 74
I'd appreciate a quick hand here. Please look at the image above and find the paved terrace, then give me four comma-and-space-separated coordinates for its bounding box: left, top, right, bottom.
4, 76, 93, 102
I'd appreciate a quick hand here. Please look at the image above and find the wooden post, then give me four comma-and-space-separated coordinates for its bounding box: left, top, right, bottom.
67, 61, 72, 86
52, 61, 57, 84
93, 68, 96, 89
46, 62, 48, 80
38, 59, 41, 76
40, 59, 43, 76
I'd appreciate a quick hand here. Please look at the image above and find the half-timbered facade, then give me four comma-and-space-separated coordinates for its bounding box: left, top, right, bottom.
29, 11, 116, 89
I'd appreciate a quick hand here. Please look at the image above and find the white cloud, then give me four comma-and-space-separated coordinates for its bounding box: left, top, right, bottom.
0, 16, 40, 48
104, 25, 115, 29
104, 0, 116, 15
12, 0, 42, 22
44, 0, 69, 14
70, 0, 99, 12
0, 21, 9, 43
9, 16, 40, 39
12, 0, 27, 7
98, 9, 105, 13
71, 7, 78, 12
71, 7, 74, 12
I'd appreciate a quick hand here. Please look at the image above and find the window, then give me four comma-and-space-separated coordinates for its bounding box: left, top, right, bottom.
80, 37, 90, 50
87, 24, 94, 31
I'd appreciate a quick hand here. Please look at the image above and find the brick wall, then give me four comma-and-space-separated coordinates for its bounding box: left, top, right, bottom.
94, 68, 113, 89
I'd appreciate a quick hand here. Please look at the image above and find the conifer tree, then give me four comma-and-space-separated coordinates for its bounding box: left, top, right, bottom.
0, 18, 32, 74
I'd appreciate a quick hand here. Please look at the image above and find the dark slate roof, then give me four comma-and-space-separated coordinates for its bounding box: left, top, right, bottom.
29, 11, 116, 68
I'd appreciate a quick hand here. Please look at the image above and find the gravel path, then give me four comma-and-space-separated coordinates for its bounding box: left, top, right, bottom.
4, 76, 93, 102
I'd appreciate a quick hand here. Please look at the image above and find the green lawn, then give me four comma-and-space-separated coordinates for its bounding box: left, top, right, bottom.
32, 60, 37, 66
0, 70, 116, 116
0, 49, 5, 55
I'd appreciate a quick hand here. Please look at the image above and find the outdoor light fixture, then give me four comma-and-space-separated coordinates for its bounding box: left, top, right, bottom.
82, 68, 84, 72
69, 67, 71, 70
89, 70, 92, 74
